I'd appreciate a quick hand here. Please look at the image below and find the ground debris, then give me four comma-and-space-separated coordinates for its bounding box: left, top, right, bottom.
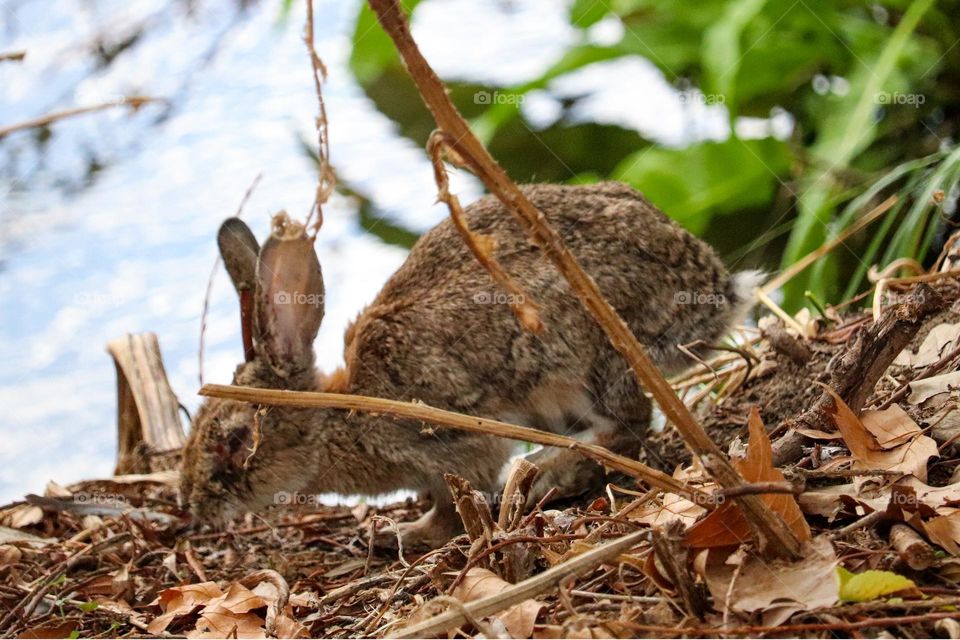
2, 279, 960, 638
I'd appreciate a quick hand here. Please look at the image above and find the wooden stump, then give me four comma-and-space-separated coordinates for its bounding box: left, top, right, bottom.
107, 333, 185, 474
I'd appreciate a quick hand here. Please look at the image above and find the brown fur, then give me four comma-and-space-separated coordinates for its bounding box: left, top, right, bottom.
180, 182, 754, 545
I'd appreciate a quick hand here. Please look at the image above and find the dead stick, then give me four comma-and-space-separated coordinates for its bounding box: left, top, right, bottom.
427, 131, 543, 332
0, 50, 25, 63
199, 383, 708, 503
772, 284, 944, 466
890, 523, 936, 571
366, 0, 801, 560
0, 96, 163, 138
394, 529, 649, 638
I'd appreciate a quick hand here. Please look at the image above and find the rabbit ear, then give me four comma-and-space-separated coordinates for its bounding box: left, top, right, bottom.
253, 212, 325, 378
218, 218, 260, 362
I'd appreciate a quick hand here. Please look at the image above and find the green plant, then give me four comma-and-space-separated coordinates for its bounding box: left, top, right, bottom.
347, 0, 960, 310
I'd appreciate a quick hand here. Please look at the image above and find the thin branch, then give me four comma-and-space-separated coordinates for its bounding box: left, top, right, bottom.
427, 131, 543, 332
0, 96, 163, 138
198, 173, 262, 387
199, 383, 711, 504
0, 50, 26, 63
366, 0, 801, 559
393, 529, 650, 639
303, 0, 334, 235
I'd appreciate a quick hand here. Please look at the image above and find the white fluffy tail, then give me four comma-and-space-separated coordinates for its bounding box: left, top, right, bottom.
729, 269, 766, 323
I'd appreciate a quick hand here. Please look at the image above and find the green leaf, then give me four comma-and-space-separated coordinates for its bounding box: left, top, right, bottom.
837, 567, 917, 602
701, 0, 767, 120
570, 0, 609, 28
348, 0, 423, 84
613, 137, 792, 234
77, 601, 99, 613
782, 0, 936, 307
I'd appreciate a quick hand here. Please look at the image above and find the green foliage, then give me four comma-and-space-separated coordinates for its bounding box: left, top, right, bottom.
347, 0, 960, 310
837, 567, 916, 602
613, 138, 791, 234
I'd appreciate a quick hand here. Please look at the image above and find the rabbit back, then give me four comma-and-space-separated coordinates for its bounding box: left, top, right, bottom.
340, 182, 746, 428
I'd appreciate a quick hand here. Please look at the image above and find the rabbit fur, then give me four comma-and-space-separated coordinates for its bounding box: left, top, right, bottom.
180, 181, 759, 546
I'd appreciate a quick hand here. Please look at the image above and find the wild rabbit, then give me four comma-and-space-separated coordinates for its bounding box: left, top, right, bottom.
180, 181, 759, 546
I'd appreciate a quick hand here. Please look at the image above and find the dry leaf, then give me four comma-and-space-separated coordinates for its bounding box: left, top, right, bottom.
894, 322, 960, 368
1, 505, 43, 529
189, 606, 266, 639
824, 386, 937, 481
685, 408, 811, 548
0, 544, 22, 566
924, 512, 960, 555
148, 581, 277, 638
148, 582, 225, 634
701, 536, 838, 619
453, 567, 543, 638
206, 583, 267, 615
632, 493, 706, 528
930, 403, 960, 445
15, 620, 79, 639
43, 481, 71, 498
908, 372, 960, 405
273, 613, 309, 639
862, 406, 923, 449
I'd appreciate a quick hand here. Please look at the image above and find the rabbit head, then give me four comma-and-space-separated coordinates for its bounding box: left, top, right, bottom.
180, 213, 325, 522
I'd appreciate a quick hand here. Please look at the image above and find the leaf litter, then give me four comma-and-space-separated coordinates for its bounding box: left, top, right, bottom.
2, 284, 960, 638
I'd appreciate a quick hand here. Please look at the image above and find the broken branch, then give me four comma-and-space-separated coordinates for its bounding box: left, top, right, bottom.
199, 383, 709, 504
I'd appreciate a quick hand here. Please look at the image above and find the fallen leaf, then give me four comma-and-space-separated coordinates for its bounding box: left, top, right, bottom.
206, 583, 267, 615
825, 386, 938, 481
15, 620, 79, 639
908, 372, 960, 405
924, 512, 960, 555
862, 406, 922, 449
273, 613, 309, 639
895, 322, 960, 368
0, 544, 22, 566
43, 481, 71, 498
148, 582, 224, 634
1, 506, 44, 529
632, 493, 706, 528
685, 408, 811, 548
700, 536, 838, 619
837, 567, 918, 601
188, 606, 266, 639
453, 567, 543, 638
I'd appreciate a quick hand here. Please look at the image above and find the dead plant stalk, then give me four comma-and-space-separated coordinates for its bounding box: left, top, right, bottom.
199, 383, 706, 503
365, 0, 801, 559
0, 96, 162, 138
